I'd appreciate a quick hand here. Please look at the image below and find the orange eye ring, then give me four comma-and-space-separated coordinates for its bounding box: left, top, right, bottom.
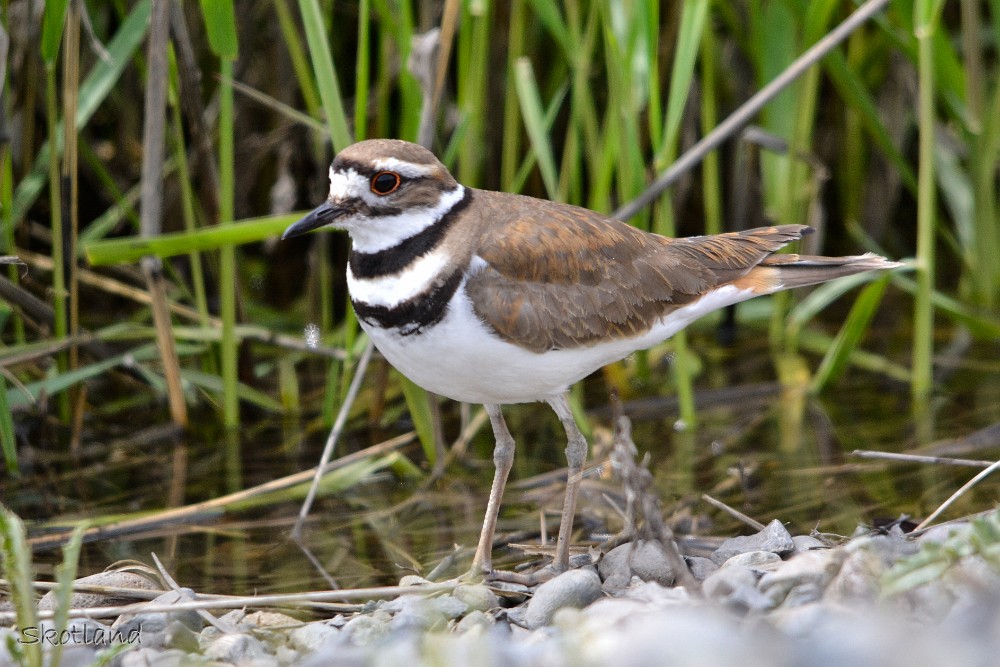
370, 171, 402, 195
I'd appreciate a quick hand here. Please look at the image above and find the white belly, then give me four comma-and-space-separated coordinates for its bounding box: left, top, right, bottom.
359, 281, 757, 405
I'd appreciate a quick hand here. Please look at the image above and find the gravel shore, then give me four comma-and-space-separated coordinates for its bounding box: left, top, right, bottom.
5, 512, 999, 667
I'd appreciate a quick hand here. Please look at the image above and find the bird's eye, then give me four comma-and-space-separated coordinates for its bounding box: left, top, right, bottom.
370, 171, 402, 195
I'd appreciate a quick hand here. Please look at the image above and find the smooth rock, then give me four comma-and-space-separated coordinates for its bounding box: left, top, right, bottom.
598, 540, 676, 588
454, 609, 496, 633
289, 621, 340, 653
453, 584, 499, 612
37, 569, 161, 612
524, 568, 603, 630
702, 564, 774, 613
685, 556, 719, 581
720, 550, 782, 572
112, 589, 204, 649
489, 580, 531, 606
711, 520, 795, 564
826, 543, 886, 604
759, 548, 846, 607
117, 648, 189, 667
792, 534, 828, 553
203, 632, 268, 664
398, 574, 432, 587
241, 611, 300, 628
341, 610, 392, 646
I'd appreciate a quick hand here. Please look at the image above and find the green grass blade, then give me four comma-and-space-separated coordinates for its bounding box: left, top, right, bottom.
83, 213, 298, 265
514, 57, 560, 199
0, 506, 41, 667
0, 373, 17, 474
40, 0, 69, 64
298, 0, 352, 151
48, 525, 87, 667
399, 376, 436, 467
811, 275, 891, 392
198, 0, 239, 59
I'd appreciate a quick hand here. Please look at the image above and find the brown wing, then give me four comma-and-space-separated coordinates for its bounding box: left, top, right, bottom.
465, 189, 809, 352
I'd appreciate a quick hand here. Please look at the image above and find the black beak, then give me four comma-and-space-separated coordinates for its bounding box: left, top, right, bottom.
281, 201, 345, 239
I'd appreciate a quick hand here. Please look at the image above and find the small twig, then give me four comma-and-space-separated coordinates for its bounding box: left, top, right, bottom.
151, 553, 236, 634
852, 449, 997, 468
0, 583, 459, 623
425, 544, 465, 582
913, 459, 1000, 532
701, 494, 767, 532
292, 339, 375, 540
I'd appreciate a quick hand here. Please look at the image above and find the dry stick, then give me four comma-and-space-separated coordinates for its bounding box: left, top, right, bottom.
0, 582, 458, 623
612, 0, 893, 222
150, 553, 236, 634
15, 249, 347, 359
27, 431, 413, 550
292, 339, 376, 541
701, 493, 767, 532
852, 449, 997, 468
913, 459, 1000, 532
139, 0, 187, 427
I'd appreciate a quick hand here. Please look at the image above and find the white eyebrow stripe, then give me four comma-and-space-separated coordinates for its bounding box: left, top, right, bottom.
371, 157, 435, 178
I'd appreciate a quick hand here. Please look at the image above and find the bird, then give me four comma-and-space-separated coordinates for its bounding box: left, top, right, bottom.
282, 138, 898, 577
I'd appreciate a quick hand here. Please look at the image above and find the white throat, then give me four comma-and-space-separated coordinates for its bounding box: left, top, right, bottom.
332, 174, 465, 254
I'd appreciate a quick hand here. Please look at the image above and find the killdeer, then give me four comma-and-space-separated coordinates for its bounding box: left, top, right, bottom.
283, 138, 898, 576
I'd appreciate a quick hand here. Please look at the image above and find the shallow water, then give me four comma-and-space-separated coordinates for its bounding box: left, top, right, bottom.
6, 320, 1000, 596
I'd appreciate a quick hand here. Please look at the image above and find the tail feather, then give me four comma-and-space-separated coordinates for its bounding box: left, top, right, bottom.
761, 252, 901, 290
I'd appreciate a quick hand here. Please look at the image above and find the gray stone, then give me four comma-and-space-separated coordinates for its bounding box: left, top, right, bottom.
288, 622, 340, 653
826, 543, 887, 604
341, 610, 392, 646
685, 556, 719, 581
711, 520, 795, 564
792, 534, 827, 553
454, 609, 496, 633
598, 541, 676, 588
489, 580, 531, 606
203, 632, 268, 664
918, 523, 971, 545
720, 550, 782, 572
117, 648, 189, 667
111, 589, 204, 649
702, 564, 774, 613
398, 574, 432, 587
453, 584, 499, 612
524, 568, 603, 630
37, 570, 161, 612
759, 548, 846, 607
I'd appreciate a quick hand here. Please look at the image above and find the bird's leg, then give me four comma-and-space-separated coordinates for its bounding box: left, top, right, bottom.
469, 403, 516, 577
548, 393, 588, 573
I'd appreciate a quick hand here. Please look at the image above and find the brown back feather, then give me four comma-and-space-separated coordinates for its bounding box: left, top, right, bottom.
465, 189, 810, 352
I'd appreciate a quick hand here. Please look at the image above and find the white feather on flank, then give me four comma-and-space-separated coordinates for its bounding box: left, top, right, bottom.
371, 157, 436, 178
347, 247, 450, 308
363, 282, 761, 405
344, 185, 466, 254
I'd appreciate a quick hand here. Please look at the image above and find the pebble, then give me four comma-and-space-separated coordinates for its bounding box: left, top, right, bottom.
711, 519, 796, 564
524, 568, 603, 630
720, 550, 783, 572
34, 513, 1000, 666
598, 540, 676, 589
